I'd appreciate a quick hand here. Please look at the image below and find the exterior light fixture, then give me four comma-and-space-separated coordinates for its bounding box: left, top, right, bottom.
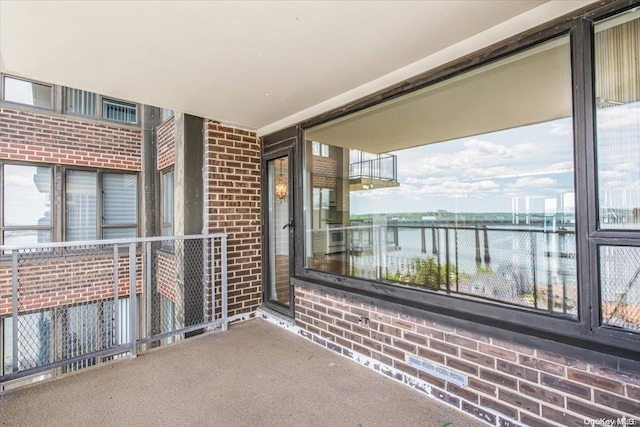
275, 158, 287, 202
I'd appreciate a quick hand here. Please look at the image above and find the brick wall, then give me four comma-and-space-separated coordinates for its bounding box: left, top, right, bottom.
0, 253, 143, 316
204, 122, 261, 316
0, 108, 141, 171
294, 286, 640, 427
156, 250, 178, 303
157, 115, 175, 170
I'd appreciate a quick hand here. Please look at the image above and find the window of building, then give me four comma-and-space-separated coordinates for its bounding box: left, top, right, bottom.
102, 98, 137, 124
594, 8, 640, 334
1, 75, 53, 110
1, 297, 130, 376
63, 87, 138, 125
304, 36, 575, 315
161, 169, 174, 237
1, 164, 53, 249
160, 108, 174, 122
64, 87, 97, 117
311, 141, 329, 157
65, 169, 138, 241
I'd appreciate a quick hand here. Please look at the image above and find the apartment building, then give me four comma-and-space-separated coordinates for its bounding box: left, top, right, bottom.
1, 1, 639, 426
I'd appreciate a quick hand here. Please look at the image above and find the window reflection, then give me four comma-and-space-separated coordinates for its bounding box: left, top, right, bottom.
304, 36, 577, 316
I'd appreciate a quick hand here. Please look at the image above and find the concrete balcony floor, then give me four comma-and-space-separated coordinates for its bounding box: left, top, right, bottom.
0, 318, 485, 427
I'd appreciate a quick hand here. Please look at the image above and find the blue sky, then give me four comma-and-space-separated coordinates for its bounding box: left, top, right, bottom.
350, 102, 639, 216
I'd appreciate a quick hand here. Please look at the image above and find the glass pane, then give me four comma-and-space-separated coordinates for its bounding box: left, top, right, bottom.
595, 9, 640, 229
161, 108, 174, 121
600, 246, 640, 333
162, 170, 174, 236
2, 76, 53, 109
3, 230, 51, 247
102, 98, 137, 124
3, 165, 51, 226
304, 36, 576, 316
65, 88, 97, 116
268, 156, 290, 307
103, 227, 136, 240
103, 173, 137, 225
66, 170, 97, 241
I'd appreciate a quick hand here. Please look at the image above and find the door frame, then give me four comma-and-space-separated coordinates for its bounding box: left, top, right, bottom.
261, 130, 296, 317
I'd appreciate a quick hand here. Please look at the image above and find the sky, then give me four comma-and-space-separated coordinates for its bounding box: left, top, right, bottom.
349, 102, 640, 216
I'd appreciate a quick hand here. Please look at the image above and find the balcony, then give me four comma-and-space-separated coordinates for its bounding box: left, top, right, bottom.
349, 150, 400, 191
0, 233, 483, 426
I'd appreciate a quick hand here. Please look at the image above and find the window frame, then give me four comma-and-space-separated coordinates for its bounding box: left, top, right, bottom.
63, 167, 139, 242
289, 2, 640, 361
0, 161, 55, 248
160, 167, 174, 238
0, 75, 54, 110
62, 88, 139, 126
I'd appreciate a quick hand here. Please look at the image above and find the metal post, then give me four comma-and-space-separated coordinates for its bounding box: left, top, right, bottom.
421, 227, 426, 253
531, 232, 538, 308
209, 237, 215, 323
145, 241, 152, 339
113, 246, 120, 346
11, 250, 19, 373
432, 228, 438, 255
221, 236, 228, 331
129, 242, 138, 358
483, 226, 491, 265
445, 228, 450, 293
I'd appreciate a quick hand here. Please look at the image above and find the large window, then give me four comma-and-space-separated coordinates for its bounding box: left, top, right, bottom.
304, 36, 575, 316
65, 169, 138, 241
1, 76, 53, 110
299, 6, 640, 353
1, 164, 53, 248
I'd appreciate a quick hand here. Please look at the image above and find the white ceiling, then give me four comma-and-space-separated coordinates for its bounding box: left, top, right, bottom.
0, 1, 595, 135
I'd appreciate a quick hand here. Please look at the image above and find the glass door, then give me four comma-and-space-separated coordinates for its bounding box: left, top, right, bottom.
265, 151, 294, 315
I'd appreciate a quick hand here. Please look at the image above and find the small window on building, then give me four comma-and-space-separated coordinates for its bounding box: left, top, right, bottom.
65, 88, 98, 117
311, 141, 329, 157
161, 108, 174, 122
2, 76, 53, 109
161, 169, 174, 237
102, 98, 137, 124
1, 164, 53, 249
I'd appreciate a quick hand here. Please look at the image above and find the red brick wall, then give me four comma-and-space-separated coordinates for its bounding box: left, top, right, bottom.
0, 253, 143, 316
204, 122, 261, 316
0, 108, 141, 171
157, 250, 178, 303
157, 116, 175, 170
295, 286, 640, 427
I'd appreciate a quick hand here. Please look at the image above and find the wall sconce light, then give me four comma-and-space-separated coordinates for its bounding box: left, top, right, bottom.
275, 158, 287, 202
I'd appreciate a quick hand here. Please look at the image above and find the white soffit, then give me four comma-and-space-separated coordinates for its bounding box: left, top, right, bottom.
0, 1, 594, 132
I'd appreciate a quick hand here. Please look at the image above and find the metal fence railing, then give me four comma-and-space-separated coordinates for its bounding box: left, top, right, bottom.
345, 223, 577, 316
0, 234, 227, 386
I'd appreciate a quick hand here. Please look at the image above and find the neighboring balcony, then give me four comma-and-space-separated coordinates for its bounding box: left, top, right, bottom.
349, 150, 400, 191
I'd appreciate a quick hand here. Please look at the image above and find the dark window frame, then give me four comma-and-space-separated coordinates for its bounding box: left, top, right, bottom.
62, 166, 139, 242
285, 1, 640, 362
63, 88, 139, 126
0, 75, 54, 110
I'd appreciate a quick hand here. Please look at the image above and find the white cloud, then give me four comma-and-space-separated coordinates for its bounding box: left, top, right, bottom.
548, 122, 572, 136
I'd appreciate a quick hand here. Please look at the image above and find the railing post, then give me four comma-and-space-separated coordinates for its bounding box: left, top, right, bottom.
531, 232, 538, 308
421, 227, 426, 253
221, 235, 228, 331
145, 241, 152, 339
113, 245, 120, 346
445, 228, 450, 293
11, 250, 19, 373
209, 237, 215, 323
129, 242, 138, 358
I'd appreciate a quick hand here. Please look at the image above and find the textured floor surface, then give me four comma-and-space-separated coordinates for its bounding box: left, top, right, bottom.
0, 318, 487, 427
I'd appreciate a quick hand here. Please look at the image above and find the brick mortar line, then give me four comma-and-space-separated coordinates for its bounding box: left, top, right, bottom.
262, 309, 520, 427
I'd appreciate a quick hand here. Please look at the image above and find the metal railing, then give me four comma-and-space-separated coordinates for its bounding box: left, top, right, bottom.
349, 151, 398, 183
0, 234, 228, 386
344, 222, 577, 315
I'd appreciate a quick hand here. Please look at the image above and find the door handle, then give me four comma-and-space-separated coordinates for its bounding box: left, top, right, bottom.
282, 219, 294, 230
